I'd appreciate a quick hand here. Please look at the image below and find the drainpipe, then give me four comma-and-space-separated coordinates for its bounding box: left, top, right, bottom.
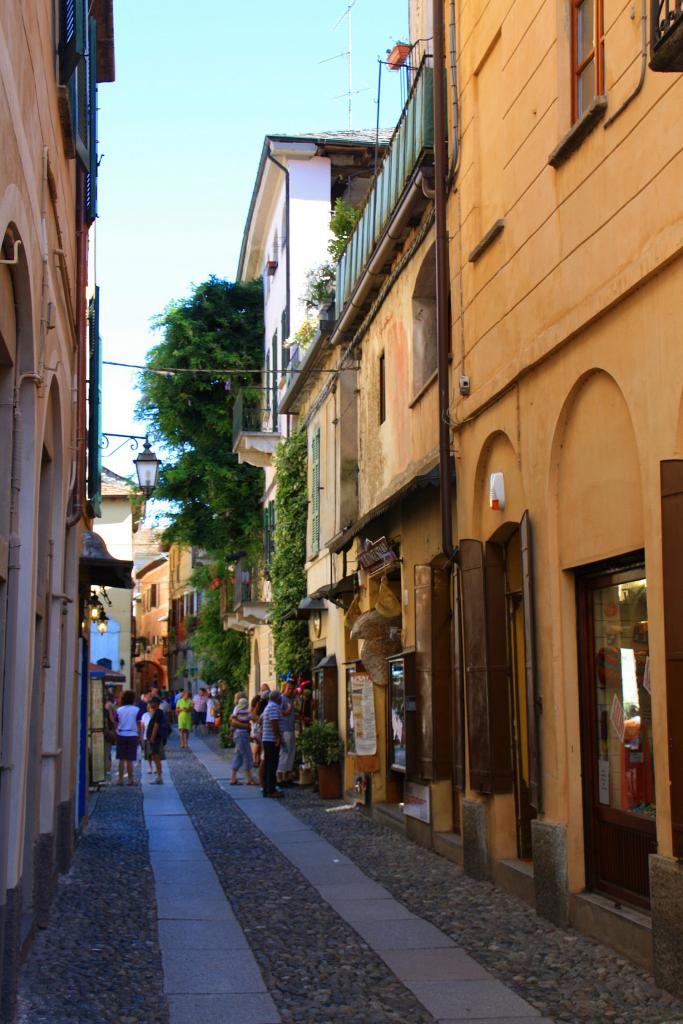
433, 0, 455, 561
266, 149, 291, 341
66, 171, 87, 528
603, 0, 647, 129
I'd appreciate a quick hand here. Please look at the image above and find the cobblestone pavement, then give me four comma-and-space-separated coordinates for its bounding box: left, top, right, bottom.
16, 783, 167, 1024
168, 746, 434, 1024
202, 734, 683, 1024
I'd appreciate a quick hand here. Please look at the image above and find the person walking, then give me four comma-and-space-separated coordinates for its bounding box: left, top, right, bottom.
277, 679, 297, 786
249, 695, 263, 771
206, 691, 218, 732
176, 690, 193, 749
261, 691, 283, 798
146, 696, 167, 784
229, 698, 257, 785
115, 689, 141, 786
192, 687, 208, 734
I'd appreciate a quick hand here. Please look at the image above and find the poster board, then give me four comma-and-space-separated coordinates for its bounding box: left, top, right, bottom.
349, 670, 377, 756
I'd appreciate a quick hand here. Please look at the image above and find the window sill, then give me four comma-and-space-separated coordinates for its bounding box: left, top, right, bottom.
548, 95, 608, 170
468, 219, 505, 263
409, 368, 438, 409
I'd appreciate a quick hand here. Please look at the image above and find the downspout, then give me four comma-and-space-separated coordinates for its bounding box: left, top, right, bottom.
66, 170, 87, 528
266, 150, 291, 341
433, 0, 455, 561
603, 0, 647, 129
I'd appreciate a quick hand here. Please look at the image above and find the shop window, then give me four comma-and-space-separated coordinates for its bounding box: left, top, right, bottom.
411, 244, 437, 397
572, 0, 604, 121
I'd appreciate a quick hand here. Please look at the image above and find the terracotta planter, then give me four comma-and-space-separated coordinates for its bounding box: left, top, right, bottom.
317, 762, 342, 799
299, 765, 313, 786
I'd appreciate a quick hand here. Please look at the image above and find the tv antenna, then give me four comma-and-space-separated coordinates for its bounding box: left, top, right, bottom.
323, 0, 361, 129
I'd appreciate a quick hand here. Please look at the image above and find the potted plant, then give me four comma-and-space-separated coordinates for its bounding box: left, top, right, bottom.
298, 721, 344, 798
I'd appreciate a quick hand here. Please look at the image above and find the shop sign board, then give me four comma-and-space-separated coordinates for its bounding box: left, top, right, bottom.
403, 780, 431, 823
349, 671, 377, 756
358, 537, 398, 575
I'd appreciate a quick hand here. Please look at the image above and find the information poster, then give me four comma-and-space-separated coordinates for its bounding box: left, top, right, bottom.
350, 671, 377, 756
404, 781, 431, 823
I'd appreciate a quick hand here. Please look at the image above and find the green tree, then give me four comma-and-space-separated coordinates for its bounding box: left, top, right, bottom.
137, 277, 264, 559
270, 429, 310, 677
190, 566, 249, 690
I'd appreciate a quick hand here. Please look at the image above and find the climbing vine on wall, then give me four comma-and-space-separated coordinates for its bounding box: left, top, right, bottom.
270, 428, 310, 678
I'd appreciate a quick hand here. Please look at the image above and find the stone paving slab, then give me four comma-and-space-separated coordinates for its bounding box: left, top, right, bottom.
162, 949, 266, 995
315, 879, 392, 901
296, 861, 370, 885
351, 917, 456, 950
157, 896, 234, 920
406, 980, 538, 1020
333, 898, 419, 923
380, 949, 490, 981
166, 993, 280, 1024
158, 916, 250, 951
436, 1020, 553, 1024
275, 839, 353, 866
151, 858, 220, 881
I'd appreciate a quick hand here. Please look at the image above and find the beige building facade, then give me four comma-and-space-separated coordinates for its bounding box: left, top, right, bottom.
0, 1, 118, 1016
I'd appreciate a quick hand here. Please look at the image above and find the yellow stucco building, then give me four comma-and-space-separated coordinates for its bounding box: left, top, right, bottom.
282, 0, 683, 994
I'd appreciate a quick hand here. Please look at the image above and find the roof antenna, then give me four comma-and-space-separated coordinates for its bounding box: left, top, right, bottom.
333, 0, 361, 129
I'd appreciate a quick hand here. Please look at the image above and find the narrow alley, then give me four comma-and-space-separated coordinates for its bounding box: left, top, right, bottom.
15, 738, 683, 1024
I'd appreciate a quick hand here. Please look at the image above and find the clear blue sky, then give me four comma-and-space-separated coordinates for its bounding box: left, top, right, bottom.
97, 0, 409, 482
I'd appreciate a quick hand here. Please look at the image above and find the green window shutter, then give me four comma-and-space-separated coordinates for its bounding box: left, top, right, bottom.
311, 429, 321, 554
85, 18, 98, 221
271, 330, 278, 422
87, 286, 102, 517
281, 309, 290, 369
59, 0, 86, 84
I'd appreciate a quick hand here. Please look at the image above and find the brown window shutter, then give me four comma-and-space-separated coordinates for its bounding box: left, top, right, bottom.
460, 539, 514, 794
414, 564, 435, 780
520, 511, 542, 812
452, 563, 466, 790
661, 460, 683, 857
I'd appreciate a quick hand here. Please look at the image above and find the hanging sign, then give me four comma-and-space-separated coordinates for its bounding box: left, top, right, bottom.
358, 537, 398, 574
349, 671, 377, 756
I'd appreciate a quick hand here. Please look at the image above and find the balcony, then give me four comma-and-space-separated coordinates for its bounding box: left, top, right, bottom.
231, 389, 280, 468
651, 0, 683, 70
335, 58, 434, 329
221, 560, 269, 633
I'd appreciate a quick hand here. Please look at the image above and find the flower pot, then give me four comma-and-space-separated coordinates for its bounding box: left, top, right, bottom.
317, 762, 342, 799
299, 765, 313, 786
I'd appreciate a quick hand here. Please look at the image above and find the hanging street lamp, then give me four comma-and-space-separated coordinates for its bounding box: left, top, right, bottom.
133, 437, 161, 499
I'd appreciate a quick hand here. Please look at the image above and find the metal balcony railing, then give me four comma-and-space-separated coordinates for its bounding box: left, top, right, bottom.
231, 389, 267, 451
651, 0, 683, 70
226, 560, 257, 610
336, 58, 434, 315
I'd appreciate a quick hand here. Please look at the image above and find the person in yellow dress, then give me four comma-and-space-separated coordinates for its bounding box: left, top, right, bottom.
176, 690, 193, 749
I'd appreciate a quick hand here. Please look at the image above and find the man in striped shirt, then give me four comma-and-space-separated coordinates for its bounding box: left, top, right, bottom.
261, 691, 283, 798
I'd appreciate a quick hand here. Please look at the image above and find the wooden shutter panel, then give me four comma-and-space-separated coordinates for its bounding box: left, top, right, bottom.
59, 0, 86, 84
452, 563, 466, 790
85, 18, 98, 221
661, 460, 683, 857
520, 511, 542, 812
87, 286, 102, 517
460, 539, 513, 794
311, 429, 320, 554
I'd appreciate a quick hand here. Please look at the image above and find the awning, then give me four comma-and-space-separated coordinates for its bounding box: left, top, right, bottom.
80, 531, 133, 589
313, 654, 337, 670
328, 461, 442, 554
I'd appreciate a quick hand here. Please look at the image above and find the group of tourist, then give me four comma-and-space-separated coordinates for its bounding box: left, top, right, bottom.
229, 680, 298, 799
104, 686, 172, 786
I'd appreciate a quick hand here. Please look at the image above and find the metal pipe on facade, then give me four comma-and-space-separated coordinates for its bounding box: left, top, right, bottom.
66, 171, 87, 528
266, 150, 291, 341
603, 0, 647, 129
433, 0, 455, 560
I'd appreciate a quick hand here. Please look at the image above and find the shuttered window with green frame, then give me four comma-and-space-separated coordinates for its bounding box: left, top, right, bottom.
85, 17, 98, 221
87, 286, 102, 517
59, 0, 86, 84
263, 501, 276, 573
311, 428, 321, 555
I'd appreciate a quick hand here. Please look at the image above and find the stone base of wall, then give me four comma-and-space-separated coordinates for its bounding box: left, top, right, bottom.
33, 833, 56, 930
650, 854, 683, 999
56, 798, 74, 875
462, 799, 490, 881
0, 884, 21, 1024
531, 819, 568, 927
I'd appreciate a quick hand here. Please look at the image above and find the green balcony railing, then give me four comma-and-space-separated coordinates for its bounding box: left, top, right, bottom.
336, 60, 434, 315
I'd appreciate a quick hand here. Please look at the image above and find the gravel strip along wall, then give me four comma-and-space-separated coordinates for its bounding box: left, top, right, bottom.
278, 786, 683, 1024
16, 786, 168, 1024
167, 749, 435, 1024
